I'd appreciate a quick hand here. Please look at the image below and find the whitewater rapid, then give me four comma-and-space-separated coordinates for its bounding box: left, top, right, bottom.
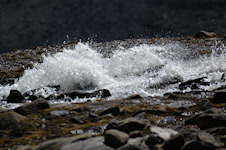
0, 41, 225, 105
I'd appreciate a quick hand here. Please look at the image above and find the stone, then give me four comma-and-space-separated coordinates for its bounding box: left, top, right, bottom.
62, 136, 113, 150
0, 107, 6, 113
129, 130, 143, 138
124, 94, 142, 100
6, 90, 25, 103
99, 106, 120, 116
70, 129, 85, 135
221, 73, 225, 82
0, 110, 29, 129
197, 99, 214, 111
150, 126, 178, 141
197, 131, 222, 148
107, 117, 150, 133
118, 137, 149, 150
89, 113, 99, 118
36, 134, 92, 150
145, 134, 164, 148
163, 134, 185, 150
182, 141, 205, 150
213, 90, 226, 103
195, 30, 217, 38
50, 110, 69, 117
179, 77, 209, 90
70, 116, 85, 124
14, 98, 50, 115
185, 113, 226, 129
206, 127, 226, 136
28, 95, 38, 101
104, 129, 129, 148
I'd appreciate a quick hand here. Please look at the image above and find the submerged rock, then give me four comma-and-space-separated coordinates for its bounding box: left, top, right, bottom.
55, 89, 111, 99
6, 90, 25, 103
194, 30, 217, 38
0, 110, 29, 129
14, 98, 50, 115
104, 129, 129, 148
179, 77, 209, 90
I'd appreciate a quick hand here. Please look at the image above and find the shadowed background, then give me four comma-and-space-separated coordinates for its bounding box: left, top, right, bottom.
0, 0, 225, 53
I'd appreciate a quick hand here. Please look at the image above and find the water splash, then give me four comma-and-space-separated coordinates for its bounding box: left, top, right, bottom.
0, 41, 225, 103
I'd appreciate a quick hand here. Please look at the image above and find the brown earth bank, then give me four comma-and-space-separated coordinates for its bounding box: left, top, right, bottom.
0, 35, 226, 149
1, 0, 226, 53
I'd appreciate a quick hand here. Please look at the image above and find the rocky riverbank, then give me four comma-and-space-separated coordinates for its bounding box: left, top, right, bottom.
0, 34, 226, 149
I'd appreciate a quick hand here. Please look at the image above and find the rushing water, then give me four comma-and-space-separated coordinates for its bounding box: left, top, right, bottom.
0, 40, 226, 108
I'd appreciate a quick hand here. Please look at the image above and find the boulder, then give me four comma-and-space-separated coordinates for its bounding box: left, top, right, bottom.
36, 134, 92, 150
212, 90, 226, 104
107, 117, 150, 133
118, 137, 149, 150
70, 116, 86, 124
0, 107, 6, 113
61, 136, 113, 150
56, 89, 111, 99
0, 110, 29, 129
6, 90, 25, 103
99, 106, 120, 116
197, 131, 222, 148
129, 130, 143, 138
150, 126, 178, 141
185, 113, 226, 129
104, 129, 129, 148
145, 133, 164, 148
194, 30, 217, 38
182, 141, 206, 150
197, 99, 214, 111
14, 98, 50, 115
163, 134, 185, 150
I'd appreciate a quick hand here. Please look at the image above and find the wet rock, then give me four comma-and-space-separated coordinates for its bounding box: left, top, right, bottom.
104, 129, 129, 148
185, 112, 226, 129
36, 134, 92, 150
124, 94, 142, 100
62, 136, 113, 150
118, 137, 149, 150
197, 99, 214, 111
70, 116, 86, 124
14, 98, 50, 115
150, 126, 178, 141
221, 73, 225, 82
99, 106, 120, 116
197, 131, 222, 148
163, 134, 185, 150
206, 127, 226, 136
213, 90, 226, 104
27, 95, 38, 101
0, 107, 6, 113
145, 133, 164, 148
89, 112, 99, 118
56, 89, 111, 99
50, 110, 69, 117
179, 77, 209, 90
182, 141, 206, 150
0, 78, 15, 86
6, 90, 25, 103
0, 110, 29, 129
195, 30, 217, 38
129, 130, 143, 138
107, 117, 150, 133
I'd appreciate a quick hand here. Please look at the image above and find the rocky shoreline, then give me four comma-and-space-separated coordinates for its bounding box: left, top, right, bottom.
0, 34, 226, 150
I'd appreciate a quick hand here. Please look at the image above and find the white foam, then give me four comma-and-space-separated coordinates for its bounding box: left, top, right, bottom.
0, 42, 225, 103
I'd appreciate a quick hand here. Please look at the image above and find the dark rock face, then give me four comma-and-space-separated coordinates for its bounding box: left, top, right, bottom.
6, 90, 25, 103
104, 129, 129, 148
14, 98, 50, 115
0, 111, 29, 129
